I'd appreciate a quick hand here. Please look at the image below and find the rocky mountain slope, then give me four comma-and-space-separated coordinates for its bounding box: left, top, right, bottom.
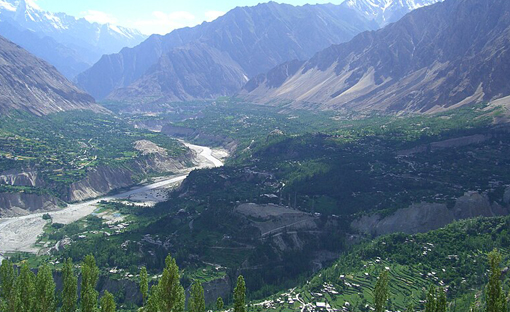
242, 0, 510, 114
77, 2, 378, 102
342, 0, 442, 26
0, 0, 146, 78
0, 35, 102, 115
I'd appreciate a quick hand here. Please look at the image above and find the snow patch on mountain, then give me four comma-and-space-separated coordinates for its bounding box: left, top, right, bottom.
343, 0, 443, 26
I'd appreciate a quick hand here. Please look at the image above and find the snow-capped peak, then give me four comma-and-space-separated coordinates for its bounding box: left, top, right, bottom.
343, 0, 443, 26
0, 0, 16, 11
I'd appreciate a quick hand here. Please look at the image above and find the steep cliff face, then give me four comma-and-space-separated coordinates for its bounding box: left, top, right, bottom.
66, 166, 134, 202
67, 149, 192, 202
351, 191, 510, 236
0, 192, 61, 217
0, 169, 43, 187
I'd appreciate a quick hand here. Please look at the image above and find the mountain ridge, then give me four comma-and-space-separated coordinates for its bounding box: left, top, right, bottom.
241, 0, 510, 114
77, 0, 441, 103
0, 35, 103, 116
0, 0, 147, 78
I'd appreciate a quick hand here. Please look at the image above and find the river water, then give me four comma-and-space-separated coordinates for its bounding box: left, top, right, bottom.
0, 143, 224, 260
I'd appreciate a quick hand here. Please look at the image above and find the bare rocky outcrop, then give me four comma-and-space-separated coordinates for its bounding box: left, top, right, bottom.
352, 191, 510, 236
66, 166, 134, 202
162, 124, 238, 153
0, 192, 61, 217
0, 169, 43, 187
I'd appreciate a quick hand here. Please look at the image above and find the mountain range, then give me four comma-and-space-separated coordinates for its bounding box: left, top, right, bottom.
0, 0, 146, 79
77, 0, 441, 103
242, 0, 510, 113
0, 35, 102, 116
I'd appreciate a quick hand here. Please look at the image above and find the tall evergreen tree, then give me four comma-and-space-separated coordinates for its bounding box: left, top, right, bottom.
14, 262, 36, 312
81, 255, 100, 312
140, 267, 149, 306
0, 260, 15, 302
144, 285, 160, 312
216, 297, 224, 311
425, 285, 437, 312
233, 275, 246, 312
156, 255, 185, 312
486, 249, 507, 312
62, 258, 78, 312
374, 270, 389, 312
100, 291, 116, 312
189, 281, 205, 312
436, 287, 447, 312
34, 263, 56, 312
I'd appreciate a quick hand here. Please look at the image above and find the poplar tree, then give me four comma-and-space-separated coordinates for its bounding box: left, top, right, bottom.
156, 255, 185, 312
425, 285, 437, 312
0, 260, 15, 312
216, 297, 224, 311
140, 267, 149, 305
486, 249, 507, 312
233, 275, 246, 312
81, 255, 99, 312
13, 262, 36, 312
62, 258, 78, 312
436, 287, 447, 312
189, 281, 205, 312
100, 290, 116, 312
34, 263, 56, 312
374, 270, 389, 312
144, 285, 160, 312
0, 260, 15, 303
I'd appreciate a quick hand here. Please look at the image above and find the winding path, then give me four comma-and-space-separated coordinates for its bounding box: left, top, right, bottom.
0, 143, 224, 260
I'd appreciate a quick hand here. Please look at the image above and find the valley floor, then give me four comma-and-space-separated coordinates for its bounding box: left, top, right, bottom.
0, 142, 225, 260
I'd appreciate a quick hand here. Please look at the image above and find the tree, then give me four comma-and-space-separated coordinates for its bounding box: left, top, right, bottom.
81, 255, 100, 312
100, 291, 116, 312
34, 263, 56, 312
374, 270, 389, 312
140, 267, 149, 306
189, 281, 205, 312
233, 275, 246, 312
425, 285, 437, 312
62, 258, 78, 312
436, 287, 447, 312
486, 249, 507, 312
10, 262, 36, 312
216, 297, 224, 311
144, 285, 160, 312
0, 260, 15, 302
156, 255, 185, 312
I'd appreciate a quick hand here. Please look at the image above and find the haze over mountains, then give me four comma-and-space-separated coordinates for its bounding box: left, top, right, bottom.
0, 0, 146, 78
0, 35, 101, 116
243, 0, 510, 113
77, 0, 441, 104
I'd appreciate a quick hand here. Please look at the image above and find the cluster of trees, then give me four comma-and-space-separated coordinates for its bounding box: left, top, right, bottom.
0, 256, 115, 312
373, 249, 508, 312
0, 254, 247, 312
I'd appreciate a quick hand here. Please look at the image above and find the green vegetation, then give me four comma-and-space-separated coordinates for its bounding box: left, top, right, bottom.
0, 111, 189, 199
374, 270, 389, 312
253, 216, 510, 311
22, 101, 509, 304
234, 275, 246, 312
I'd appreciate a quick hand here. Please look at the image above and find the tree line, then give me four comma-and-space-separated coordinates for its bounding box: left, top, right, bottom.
0, 254, 247, 312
